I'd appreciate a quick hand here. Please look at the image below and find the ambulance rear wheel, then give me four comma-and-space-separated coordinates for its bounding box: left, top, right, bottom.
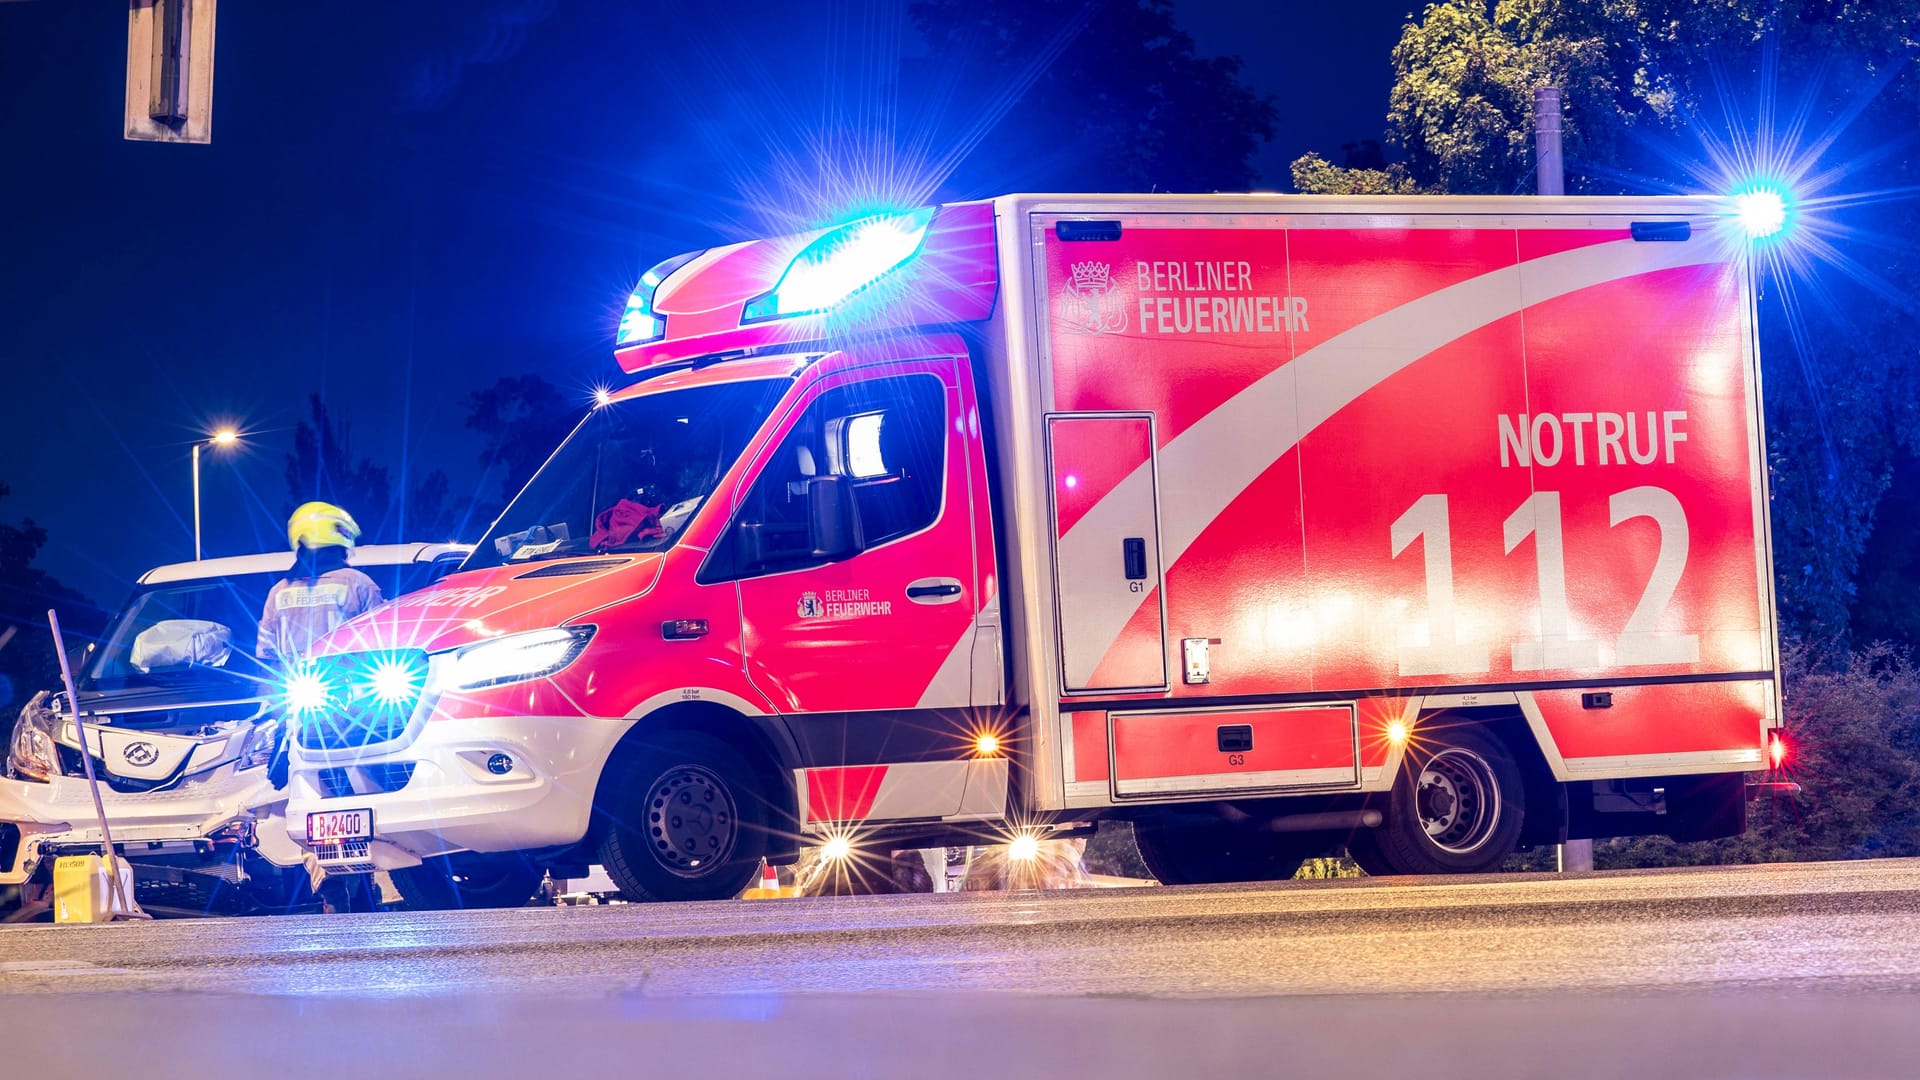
391, 853, 545, 910
1132, 819, 1312, 886
599, 735, 766, 903
1348, 727, 1524, 876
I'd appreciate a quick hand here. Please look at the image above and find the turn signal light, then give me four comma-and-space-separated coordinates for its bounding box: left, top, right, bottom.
973, 733, 1002, 757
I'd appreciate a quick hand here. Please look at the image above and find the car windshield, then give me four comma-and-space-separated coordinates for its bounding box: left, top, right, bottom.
82, 573, 283, 693
466, 377, 789, 570
82, 558, 460, 692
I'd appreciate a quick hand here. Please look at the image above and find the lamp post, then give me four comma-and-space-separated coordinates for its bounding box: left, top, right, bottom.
192, 428, 240, 561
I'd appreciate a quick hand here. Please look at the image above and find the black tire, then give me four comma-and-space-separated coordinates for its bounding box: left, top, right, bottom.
1132, 819, 1314, 886
1348, 726, 1525, 875
598, 735, 767, 903
391, 853, 544, 911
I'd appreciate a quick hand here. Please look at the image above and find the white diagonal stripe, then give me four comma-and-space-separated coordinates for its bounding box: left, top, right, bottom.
1055, 236, 1730, 687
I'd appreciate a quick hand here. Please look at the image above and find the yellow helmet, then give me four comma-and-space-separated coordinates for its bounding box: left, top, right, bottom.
287, 501, 362, 552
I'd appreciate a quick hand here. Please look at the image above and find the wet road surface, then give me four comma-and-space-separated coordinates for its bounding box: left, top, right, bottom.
5, 858, 1919, 1078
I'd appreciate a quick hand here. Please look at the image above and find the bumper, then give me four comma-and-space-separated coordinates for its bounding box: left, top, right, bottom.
287, 714, 627, 873
0, 765, 289, 886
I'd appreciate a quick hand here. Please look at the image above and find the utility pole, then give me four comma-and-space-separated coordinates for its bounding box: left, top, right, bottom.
1535, 83, 1592, 874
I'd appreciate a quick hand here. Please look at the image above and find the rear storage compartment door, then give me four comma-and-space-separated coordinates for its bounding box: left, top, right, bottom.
1111, 704, 1360, 798
1046, 413, 1168, 694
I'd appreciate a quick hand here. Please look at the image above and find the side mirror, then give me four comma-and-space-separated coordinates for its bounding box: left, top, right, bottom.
807, 475, 862, 559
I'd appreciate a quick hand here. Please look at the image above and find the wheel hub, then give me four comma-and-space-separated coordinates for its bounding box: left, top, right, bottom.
646, 764, 738, 877
1415, 748, 1500, 855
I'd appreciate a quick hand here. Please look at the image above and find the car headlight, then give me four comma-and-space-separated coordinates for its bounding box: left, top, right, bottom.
237, 718, 286, 772
436, 627, 596, 692
7, 691, 58, 783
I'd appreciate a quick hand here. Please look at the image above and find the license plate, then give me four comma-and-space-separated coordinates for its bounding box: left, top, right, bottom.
307, 809, 374, 845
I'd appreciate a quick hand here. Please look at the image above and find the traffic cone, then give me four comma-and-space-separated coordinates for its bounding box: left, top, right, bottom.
743, 860, 785, 899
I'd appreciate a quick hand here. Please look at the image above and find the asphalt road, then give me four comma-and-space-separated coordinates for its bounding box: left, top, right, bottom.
5, 859, 1920, 1078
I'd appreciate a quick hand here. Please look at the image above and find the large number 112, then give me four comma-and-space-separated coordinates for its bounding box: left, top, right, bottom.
1390, 487, 1700, 677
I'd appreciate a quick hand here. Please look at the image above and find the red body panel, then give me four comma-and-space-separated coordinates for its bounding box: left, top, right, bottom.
1039, 214, 1771, 776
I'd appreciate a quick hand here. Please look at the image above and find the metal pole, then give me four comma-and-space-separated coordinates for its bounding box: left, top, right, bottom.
1535, 84, 1591, 874
192, 441, 202, 561
48, 609, 145, 919
1533, 86, 1565, 196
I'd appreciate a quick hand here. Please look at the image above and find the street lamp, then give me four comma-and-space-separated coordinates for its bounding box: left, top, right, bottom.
193, 428, 240, 561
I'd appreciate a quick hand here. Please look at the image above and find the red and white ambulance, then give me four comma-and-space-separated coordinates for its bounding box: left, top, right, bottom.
288, 193, 1783, 905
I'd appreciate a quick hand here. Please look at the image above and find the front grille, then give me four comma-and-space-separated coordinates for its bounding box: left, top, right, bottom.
317, 768, 353, 799
313, 762, 415, 799
294, 650, 427, 750
299, 710, 413, 750
56, 745, 175, 793
367, 762, 416, 793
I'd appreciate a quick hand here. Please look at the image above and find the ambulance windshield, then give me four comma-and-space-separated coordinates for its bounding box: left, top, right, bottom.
467, 377, 789, 570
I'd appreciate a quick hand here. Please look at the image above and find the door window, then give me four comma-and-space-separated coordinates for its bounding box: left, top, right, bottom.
712, 374, 947, 580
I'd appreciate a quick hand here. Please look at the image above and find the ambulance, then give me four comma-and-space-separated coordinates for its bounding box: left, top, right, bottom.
287, 193, 1784, 906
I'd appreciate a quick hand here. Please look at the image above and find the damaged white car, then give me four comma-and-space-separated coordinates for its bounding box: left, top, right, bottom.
1, 543, 468, 918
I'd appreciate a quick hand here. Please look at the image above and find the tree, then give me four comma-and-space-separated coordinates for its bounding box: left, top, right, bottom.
0, 484, 105, 716
909, 0, 1277, 195
284, 395, 394, 536
284, 397, 483, 545
466, 374, 585, 505
1290, 151, 1421, 196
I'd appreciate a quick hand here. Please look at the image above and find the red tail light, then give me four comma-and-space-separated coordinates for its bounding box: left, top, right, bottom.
1768, 732, 1788, 769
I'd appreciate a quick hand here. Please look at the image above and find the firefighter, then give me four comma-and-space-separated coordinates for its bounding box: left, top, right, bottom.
257, 501, 384, 663
259, 501, 386, 913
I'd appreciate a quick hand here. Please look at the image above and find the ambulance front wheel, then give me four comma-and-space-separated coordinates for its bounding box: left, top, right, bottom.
1132, 818, 1313, 886
1347, 726, 1525, 876
598, 735, 767, 903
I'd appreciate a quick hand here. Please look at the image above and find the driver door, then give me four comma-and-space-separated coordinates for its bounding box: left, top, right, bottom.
713, 359, 978, 717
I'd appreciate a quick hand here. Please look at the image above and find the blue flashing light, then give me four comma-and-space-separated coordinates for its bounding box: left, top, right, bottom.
1732, 182, 1790, 239
367, 657, 420, 706
617, 250, 700, 347
284, 669, 331, 714
743, 207, 935, 323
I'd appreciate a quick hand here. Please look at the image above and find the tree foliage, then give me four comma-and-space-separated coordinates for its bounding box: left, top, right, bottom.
466, 374, 583, 506
1289, 152, 1421, 196
910, 0, 1277, 194
1598, 644, 1920, 866
283, 395, 466, 544
0, 484, 105, 716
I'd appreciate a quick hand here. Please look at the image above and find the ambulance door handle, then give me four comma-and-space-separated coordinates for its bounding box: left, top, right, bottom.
1123, 538, 1148, 580
906, 578, 964, 605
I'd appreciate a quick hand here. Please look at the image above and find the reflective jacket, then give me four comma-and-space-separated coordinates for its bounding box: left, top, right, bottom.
257, 567, 384, 662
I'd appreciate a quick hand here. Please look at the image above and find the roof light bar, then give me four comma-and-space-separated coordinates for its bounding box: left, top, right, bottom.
617, 250, 700, 347
743, 207, 934, 323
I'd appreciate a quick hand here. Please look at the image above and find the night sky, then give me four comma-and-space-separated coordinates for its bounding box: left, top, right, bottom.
0, 0, 1405, 608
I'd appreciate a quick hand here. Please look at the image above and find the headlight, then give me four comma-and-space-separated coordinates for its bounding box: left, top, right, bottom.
7, 691, 57, 783
237, 718, 286, 772
437, 627, 596, 692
